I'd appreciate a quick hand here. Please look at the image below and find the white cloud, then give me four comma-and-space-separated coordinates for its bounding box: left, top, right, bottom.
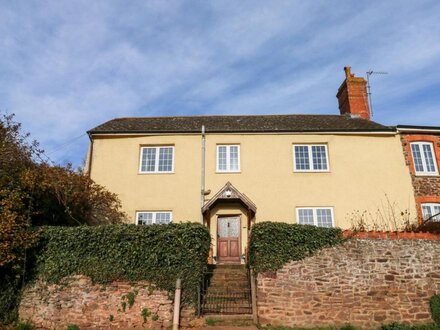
0, 0, 440, 166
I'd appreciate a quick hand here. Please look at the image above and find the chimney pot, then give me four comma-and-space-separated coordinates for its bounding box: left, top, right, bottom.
337, 66, 371, 120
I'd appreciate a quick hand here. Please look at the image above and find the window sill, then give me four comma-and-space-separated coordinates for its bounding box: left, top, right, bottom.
216, 171, 242, 174
414, 173, 439, 177
293, 170, 331, 173
138, 171, 175, 175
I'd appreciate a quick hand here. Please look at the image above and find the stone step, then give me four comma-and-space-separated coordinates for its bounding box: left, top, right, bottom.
205, 294, 251, 300
202, 307, 252, 314
207, 281, 249, 287
209, 274, 248, 281
203, 314, 253, 321
207, 286, 250, 292
202, 264, 252, 316
208, 282, 248, 288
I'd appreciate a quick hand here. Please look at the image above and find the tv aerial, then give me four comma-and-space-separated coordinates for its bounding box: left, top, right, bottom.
366, 70, 388, 117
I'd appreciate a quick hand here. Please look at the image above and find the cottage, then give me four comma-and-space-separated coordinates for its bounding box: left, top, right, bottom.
85, 67, 440, 263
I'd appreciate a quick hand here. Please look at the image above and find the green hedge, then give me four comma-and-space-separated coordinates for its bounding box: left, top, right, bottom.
248, 222, 344, 273
32, 223, 211, 303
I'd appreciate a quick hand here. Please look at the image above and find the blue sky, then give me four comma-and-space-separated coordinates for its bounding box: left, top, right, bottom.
1, 1, 440, 167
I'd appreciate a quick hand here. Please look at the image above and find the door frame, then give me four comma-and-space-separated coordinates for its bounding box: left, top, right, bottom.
216, 214, 242, 264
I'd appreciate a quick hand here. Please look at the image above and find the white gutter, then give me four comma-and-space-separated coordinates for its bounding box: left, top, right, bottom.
397, 127, 440, 133
89, 131, 396, 137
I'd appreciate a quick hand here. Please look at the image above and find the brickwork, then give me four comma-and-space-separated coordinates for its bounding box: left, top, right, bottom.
400, 134, 440, 221
19, 275, 194, 329
256, 238, 440, 328
336, 67, 370, 120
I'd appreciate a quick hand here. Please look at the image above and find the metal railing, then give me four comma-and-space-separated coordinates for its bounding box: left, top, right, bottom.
197, 266, 252, 316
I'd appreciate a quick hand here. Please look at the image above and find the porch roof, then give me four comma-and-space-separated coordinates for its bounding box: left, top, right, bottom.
201, 182, 257, 215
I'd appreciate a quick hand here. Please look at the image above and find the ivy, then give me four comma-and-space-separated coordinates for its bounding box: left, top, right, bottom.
248, 222, 344, 273
31, 223, 211, 304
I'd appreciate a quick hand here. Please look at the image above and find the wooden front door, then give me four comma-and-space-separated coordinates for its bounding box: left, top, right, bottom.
217, 216, 241, 263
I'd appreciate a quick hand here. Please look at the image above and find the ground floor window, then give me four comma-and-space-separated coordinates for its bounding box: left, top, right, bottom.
421, 203, 440, 221
296, 207, 334, 228
136, 211, 172, 225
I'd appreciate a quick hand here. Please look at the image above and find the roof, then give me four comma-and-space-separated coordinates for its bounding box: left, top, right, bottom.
202, 182, 257, 215
88, 114, 394, 135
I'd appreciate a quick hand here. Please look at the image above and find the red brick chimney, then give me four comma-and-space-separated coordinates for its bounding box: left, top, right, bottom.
336, 67, 370, 120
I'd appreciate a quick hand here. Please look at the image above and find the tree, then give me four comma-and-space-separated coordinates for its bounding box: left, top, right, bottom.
0, 114, 126, 267
22, 163, 126, 226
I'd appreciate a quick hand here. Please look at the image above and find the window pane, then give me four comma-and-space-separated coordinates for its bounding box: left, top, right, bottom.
156, 212, 171, 224
312, 146, 327, 170
411, 144, 424, 173
142, 148, 156, 172
229, 146, 239, 171
137, 212, 153, 225
158, 147, 173, 172
422, 144, 436, 173
298, 209, 314, 225
218, 146, 227, 171
316, 209, 333, 228
295, 146, 310, 170
433, 205, 440, 221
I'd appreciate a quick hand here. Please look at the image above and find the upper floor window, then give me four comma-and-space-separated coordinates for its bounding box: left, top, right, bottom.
293, 144, 329, 172
421, 203, 440, 222
296, 207, 334, 228
410, 142, 438, 176
217, 145, 240, 172
139, 146, 174, 173
136, 211, 172, 225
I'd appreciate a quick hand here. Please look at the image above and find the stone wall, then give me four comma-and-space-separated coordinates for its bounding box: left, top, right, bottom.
19, 276, 193, 329
256, 238, 440, 328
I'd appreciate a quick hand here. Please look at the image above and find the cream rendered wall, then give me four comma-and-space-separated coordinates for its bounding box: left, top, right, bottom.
89, 133, 416, 230
89, 135, 202, 223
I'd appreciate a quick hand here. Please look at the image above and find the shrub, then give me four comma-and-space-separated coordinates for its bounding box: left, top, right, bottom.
430, 294, 440, 325
248, 222, 344, 273
31, 223, 211, 303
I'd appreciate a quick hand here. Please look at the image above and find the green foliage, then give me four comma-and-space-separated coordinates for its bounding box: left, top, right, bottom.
141, 307, 151, 322
108, 314, 114, 322
340, 326, 358, 330
0, 271, 21, 325
381, 323, 438, 330
14, 321, 34, 330
31, 223, 211, 303
248, 222, 344, 273
66, 325, 80, 330
430, 294, 440, 325
152, 314, 159, 321
381, 324, 412, 330
206, 318, 221, 326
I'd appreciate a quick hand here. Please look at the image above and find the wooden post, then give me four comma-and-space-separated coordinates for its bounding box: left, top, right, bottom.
173, 279, 181, 330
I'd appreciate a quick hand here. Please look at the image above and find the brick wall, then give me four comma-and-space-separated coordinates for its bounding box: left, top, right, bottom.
19, 276, 194, 329
400, 134, 440, 221
256, 238, 440, 328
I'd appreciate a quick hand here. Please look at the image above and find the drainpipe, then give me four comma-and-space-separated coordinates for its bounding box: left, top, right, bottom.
200, 125, 206, 224
86, 132, 94, 177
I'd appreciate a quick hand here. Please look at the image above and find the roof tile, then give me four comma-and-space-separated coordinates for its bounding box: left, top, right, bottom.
88, 114, 393, 134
